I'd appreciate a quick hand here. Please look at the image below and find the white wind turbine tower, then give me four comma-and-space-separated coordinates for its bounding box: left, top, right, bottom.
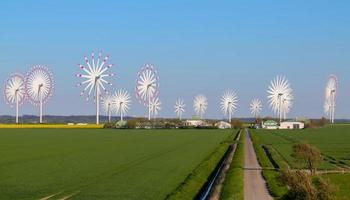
4, 73, 26, 123
76, 51, 115, 124
267, 75, 293, 123
114, 89, 131, 122
174, 99, 185, 120
194, 95, 207, 119
281, 94, 293, 120
220, 90, 238, 123
102, 95, 115, 123
25, 66, 54, 123
135, 64, 159, 120
150, 97, 161, 119
324, 75, 338, 123
250, 98, 262, 118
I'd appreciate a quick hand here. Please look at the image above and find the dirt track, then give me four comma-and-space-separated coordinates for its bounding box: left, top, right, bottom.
244, 129, 273, 200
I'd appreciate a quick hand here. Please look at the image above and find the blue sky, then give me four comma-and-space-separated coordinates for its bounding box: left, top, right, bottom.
0, 0, 349, 119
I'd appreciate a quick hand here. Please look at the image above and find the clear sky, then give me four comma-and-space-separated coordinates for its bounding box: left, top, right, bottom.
0, 0, 349, 119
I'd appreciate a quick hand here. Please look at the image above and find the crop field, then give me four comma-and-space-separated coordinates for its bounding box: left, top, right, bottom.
251, 125, 350, 169
0, 129, 232, 200
0, 124, 104, 129
251, 125, 350, 199
323, 173, 350, 200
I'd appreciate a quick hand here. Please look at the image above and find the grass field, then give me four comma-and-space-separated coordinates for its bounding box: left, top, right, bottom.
0, 129, 232, 200
323, 173, 350, 200
251, 125, 350, 199
251, 125, 350, 169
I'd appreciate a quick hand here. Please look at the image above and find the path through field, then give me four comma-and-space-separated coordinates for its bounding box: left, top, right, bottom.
244, 129, 273, 200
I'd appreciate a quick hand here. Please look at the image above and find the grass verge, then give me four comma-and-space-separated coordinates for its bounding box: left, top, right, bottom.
166, 130, 237, 200
250, 130, 288, 199
220, 129, 245, 200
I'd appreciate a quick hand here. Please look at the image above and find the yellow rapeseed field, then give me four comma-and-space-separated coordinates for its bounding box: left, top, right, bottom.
0, 124, 104, 129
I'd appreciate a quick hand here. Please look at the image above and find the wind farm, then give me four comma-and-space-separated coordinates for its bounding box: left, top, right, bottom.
0, 1, 350, 200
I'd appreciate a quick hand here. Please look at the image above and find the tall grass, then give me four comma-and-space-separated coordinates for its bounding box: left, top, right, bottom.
220, 129, 245, 200
167, 131, 236, 200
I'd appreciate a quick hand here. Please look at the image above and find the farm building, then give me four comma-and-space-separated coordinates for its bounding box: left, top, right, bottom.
262, 120, 279, 129
279, 121, 305, 129
186, 119, 208, 127
215, 121, 232, 129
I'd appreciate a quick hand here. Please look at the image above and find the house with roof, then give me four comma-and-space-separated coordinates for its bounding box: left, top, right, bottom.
262, 120, 279, 129
279, 121, 305, 129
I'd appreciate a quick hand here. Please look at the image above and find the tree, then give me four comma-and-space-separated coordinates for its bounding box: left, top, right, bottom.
291, 143, 322, 175
280, 170, 316, 200
314, 177, 337, 200
231, 119, 243, 129
280, 170, 337, 200
255, 117, 262, 125
306, 117, 328, 129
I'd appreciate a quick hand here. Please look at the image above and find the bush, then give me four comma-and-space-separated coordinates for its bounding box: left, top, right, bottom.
231, 119, 243, 129
313, 176, 337, 200
103, 123, 115, 129
126, 120, 137, 129
306, 117, 328, 129
280, 170, 337, 200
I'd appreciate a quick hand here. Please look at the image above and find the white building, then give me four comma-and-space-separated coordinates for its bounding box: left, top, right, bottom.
262, 120, 279, 129
186, 119, 207, 127
279, 121, 305, 129
215, 121, 232, 129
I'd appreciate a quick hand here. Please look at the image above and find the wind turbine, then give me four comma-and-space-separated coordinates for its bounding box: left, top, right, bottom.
114, 89, 131, 122
4, 73, 26, 123
267, 75, 293, 123
76, 51, 115, 124
25, 66, 54, 123
135, 64, 160, 120
324, 75, 338, 123
220, 90, 238, 123
250, 98, 262, 118
194, 95, 207, 119
174, 99, 185, 120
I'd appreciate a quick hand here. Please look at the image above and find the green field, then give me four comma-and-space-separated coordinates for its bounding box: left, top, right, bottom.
0, 129, 232, 200
251, 125, 350, 169
251, 125, 350, 199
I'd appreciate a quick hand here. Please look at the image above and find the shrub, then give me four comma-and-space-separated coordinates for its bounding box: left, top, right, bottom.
231, 119, 243, 129
313, 176, 337, 200
280, 170, 337, 200
126, 120, 137, 129
306, 117, 328, 129
103, 123, 115, 129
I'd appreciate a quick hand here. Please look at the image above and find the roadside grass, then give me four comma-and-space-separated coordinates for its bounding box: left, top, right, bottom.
250, 130, 288, 199
323, 173, 350, 200
0, 129, 231, 200
220, 129, 245, 200
251, 125, 350, 199
167, 130, 237, 200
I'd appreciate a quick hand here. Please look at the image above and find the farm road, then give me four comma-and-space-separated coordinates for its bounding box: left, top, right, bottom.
244, 129, 273, 200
